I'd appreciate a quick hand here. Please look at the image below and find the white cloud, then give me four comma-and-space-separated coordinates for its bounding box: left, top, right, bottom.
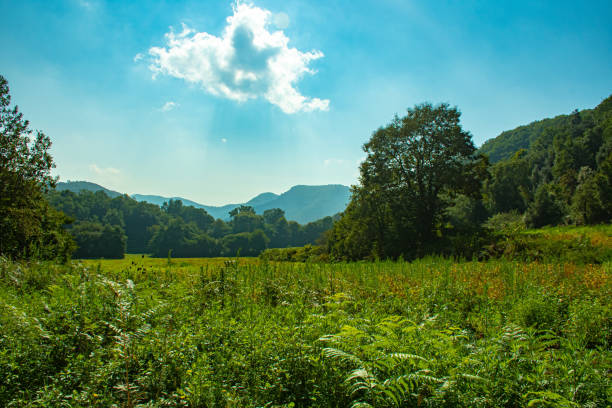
133, 53, 144, 62
89, 164, 120, 175
146, 2, 329, 114
221, 138, 227, 143
159, 101, 178, 112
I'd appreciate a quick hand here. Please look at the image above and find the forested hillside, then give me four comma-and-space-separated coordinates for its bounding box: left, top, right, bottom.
56, 180, 122, 198
483, 94, 612, 227
479, 95, 612, 163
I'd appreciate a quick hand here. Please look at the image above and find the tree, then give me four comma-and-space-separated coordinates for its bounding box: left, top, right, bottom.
485, 150, 531, 213
230, 205, 264, 233
263, 208, 285, 225
524, 184, 564, 228
71, 221, 126, 259
570, 166, 609, 225
0, 75, 74, 260
329, 103, 485, 260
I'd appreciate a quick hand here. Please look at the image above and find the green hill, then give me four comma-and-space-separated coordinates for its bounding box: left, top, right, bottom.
56, 181, 122, 198
479, 94, 612, 163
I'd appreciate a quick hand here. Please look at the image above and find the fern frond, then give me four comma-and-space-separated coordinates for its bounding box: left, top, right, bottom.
389, 353, 428, 364
323, 347, 364, 366
524, 391, 580, 407
346, 367, 379, 399
350, 402, 374, 408
455, 373, 488, 383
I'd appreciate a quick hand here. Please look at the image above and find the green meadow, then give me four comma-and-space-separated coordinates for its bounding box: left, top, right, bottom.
1, 249, 610, 407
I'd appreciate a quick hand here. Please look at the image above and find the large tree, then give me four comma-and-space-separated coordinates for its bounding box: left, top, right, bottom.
329, 103, 486, 260
0, 75, 74, 260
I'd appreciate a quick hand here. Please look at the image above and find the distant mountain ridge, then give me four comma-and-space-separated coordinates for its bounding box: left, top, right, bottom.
55, 181, 351, 224
56, 181, 122, 198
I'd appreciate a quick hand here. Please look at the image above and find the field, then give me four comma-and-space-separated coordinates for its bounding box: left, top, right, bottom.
1, 254, 610, 407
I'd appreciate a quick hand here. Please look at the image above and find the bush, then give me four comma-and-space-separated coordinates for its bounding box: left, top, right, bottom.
512, 292, 563, 331
259, 245, 328, 262
566, 296, 611, 348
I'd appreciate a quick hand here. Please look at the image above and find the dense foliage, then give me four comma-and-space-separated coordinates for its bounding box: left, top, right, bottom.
328, 103, 488, 261
47, 190, 334, 258
1, 254, 609, 407
0, 75, 74, 261
483, 95, 612, 227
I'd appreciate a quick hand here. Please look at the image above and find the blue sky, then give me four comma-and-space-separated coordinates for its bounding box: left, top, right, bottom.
1, 0, 611, 205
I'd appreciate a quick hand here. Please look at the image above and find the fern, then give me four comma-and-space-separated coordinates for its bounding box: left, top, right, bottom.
103, 278, 160, 407
524, 391, 580, 407
320, 320, 438, 407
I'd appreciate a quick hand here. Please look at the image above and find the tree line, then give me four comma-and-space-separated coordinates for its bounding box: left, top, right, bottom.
47, 190, 334, 258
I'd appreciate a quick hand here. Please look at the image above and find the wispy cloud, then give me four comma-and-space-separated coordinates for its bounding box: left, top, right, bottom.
159, 101, 178, 112
145, 3, 329, 114
221, 138, 227, 143
323, 158, 346, 167
89, 164, 120, 175
76, 0, 95, 10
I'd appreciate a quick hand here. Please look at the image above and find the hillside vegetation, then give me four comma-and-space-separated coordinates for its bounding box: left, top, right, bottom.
479, 95, 612, 163
57, 181, 123, 199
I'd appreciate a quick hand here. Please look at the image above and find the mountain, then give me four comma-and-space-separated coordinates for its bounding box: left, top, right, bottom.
131, 192, 281, 219
478, 94, 612, 163
245, 192, 279, 207
131, 194, 207, 209
131, 185, 350, 223
55, 181, 351, 224
253, 185, 350, 224
55, 181, 122, 198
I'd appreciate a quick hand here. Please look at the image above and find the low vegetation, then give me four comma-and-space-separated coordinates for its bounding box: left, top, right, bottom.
1, 255, 610, 407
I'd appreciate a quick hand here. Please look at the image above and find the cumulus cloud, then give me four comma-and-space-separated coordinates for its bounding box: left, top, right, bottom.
146, 2, 329, 114
159, 101, 178, 112
89, 164, 120, 175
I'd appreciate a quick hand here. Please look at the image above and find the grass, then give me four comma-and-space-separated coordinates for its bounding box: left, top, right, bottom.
522, 224, 612, 247
1, 255, 610, 407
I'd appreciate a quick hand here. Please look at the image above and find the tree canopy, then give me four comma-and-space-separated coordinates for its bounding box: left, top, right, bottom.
0, 75, 74, 260
329, 103, 487, 260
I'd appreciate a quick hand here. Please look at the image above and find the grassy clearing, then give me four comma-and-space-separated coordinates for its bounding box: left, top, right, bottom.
1, 256, 610, 407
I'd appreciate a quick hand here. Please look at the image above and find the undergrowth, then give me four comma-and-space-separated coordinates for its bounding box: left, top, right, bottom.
0, 256, 610, 407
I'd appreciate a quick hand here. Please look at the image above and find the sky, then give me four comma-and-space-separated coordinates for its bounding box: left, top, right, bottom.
1, 0, 611, 205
